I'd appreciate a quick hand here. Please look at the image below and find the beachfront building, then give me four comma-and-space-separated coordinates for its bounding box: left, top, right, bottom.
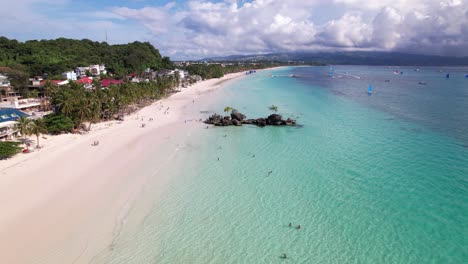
62, 71, 77, 81
0, 97, 42, 111
0, 108, 28, 140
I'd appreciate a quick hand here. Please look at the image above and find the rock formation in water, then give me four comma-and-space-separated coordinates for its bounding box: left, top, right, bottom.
204, 112, 297, 127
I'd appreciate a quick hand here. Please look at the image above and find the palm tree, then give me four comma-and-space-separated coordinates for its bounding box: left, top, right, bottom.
16, 116, 31, 148
268, 105, 278, 113
224, 106, 232, 114
29, 119, 47, 148
87, 92, 101, 131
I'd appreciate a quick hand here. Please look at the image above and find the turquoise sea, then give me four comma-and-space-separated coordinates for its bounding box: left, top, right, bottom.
101, 66, 468, 263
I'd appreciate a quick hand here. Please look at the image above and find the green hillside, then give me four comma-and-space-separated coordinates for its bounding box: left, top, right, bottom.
0, 37, 171, 76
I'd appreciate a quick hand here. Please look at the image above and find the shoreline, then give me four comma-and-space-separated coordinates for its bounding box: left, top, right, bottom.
0, 68, 269, 263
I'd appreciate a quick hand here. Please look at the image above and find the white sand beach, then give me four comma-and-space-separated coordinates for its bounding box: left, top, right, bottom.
0, 71, 247, 264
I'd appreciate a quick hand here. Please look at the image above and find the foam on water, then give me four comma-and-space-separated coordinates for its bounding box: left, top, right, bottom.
102, 67, 468, 263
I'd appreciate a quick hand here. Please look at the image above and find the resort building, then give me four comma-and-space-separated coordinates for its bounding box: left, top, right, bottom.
62, 71, 77, 81
0, 73, 11, 87
89, 64, 107, 76
75, 67, 89, 77
0, 97, 42, 111
0, 108, 28, 140
29, 76, 43, 87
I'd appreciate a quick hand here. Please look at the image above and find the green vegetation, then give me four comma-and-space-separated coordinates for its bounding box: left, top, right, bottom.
268, 105, 278, 113
223, 106, 232, 114
0, 37, 172, 77
48, 78, 175, 129
0, 141, 22, 160
15, 116, 47, 148
43, 113, 74, 135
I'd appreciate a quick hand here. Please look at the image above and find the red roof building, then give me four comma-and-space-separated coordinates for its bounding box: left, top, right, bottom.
101, 79, 124, 87
76, 77, 93, 85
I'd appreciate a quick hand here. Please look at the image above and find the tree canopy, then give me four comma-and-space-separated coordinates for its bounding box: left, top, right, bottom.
0, 37, 172, 76
0, 141, 22, 160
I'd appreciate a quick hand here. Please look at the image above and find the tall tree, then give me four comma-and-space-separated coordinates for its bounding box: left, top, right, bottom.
29, 119, 47, 148
16, 116, 31, 148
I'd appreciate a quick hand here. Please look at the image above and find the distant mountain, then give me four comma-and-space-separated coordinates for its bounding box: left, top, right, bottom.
202, 52, 468, 66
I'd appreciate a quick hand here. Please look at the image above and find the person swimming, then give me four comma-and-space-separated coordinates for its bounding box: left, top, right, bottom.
288, 223, 292, 227
281, 253, 287, 259
297, 224, 302, 229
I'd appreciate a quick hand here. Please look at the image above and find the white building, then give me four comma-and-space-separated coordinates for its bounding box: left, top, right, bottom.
62, 71, 77, 81
89, 64, 107, 76
75, 67, 89, 77
0, 97, 42, 110
0, 108, 28, 140
0, 74, 10, 87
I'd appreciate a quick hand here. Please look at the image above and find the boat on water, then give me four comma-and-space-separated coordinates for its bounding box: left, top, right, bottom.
367, 84, 373, 95
446, 73, 450, 79
465, 74, 468, 78
418, 81, 427, 85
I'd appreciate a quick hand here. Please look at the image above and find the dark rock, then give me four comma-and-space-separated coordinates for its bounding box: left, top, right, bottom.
221, 118, 232, 126
232, 119, 242, 126
285, 118, 296, 125
242, 119, 256, 125
205, 111, 297, 128
256, 118, 267, 127
231, 111, 246, 121
267, 114, 283, 125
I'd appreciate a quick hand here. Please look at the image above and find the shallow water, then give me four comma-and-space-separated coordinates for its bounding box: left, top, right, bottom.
103, 67, 468, 263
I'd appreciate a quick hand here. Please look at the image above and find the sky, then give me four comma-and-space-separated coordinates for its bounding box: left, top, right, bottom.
0, 0, 467, 60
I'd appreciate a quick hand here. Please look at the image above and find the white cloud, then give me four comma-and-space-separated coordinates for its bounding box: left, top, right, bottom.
1, 0, 467, 59
109, 0, 468, 58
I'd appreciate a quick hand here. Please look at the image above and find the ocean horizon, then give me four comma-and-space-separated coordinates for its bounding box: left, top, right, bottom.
96, 66, 467, 263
